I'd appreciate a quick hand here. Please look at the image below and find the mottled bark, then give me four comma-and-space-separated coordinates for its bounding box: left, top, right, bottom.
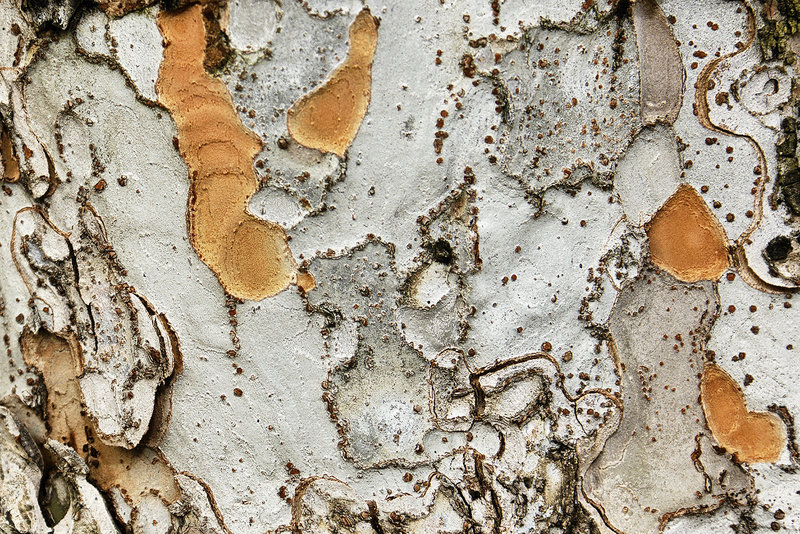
0, 0, 799, 533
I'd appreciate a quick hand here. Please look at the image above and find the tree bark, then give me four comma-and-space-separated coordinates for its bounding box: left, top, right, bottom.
0, 0, 799, 532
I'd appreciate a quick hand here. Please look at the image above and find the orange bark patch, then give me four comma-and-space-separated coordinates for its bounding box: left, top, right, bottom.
156, 5, 297, 300
21, 331, 181, 506
287, 8, 378, 156
296, 271, 316, 293
700, 363, 786, 463
646, 183, 729, 282
1, 126, 19, 183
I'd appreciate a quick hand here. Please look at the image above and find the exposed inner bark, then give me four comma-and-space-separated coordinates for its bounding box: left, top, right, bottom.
286, 8, 378, 157
156, 3, 298, 300
21, 330, 182, 507
646, 184, 729, 282
632, 0, 684, 125
0, 125, 20, 182
701, 362, 786, 463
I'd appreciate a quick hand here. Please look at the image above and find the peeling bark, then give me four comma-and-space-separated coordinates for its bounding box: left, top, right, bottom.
0, 0, 798, 532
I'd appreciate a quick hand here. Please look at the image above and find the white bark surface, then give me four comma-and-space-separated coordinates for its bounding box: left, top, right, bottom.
0, 0, 799, 532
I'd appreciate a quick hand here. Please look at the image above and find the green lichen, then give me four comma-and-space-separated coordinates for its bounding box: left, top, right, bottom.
776, 105, 800, 216
758, 0, 800, 61
761, 1, 800, 215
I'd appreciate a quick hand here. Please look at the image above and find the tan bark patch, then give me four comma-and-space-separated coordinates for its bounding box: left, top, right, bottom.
21, 331, 181, 506
286, 8, 378, 157
156, 4, 298, 300
296, 271, 316, 293
646, 184, 729, 282
700, 362, 786, 463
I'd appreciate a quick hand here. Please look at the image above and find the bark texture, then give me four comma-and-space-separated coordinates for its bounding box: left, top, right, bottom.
0, 0, 799, 533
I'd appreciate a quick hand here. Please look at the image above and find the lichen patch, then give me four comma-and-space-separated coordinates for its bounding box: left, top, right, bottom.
156, 4, 298, 300
286, 8, 378, 157
701, 362, 786, 463
646, 184, 729, 282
